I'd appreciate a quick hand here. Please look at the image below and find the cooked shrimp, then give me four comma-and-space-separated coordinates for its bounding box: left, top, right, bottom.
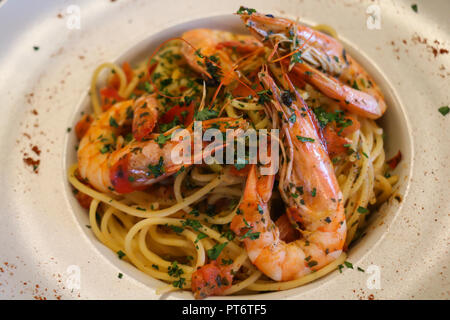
230, 70, 346, 281
181, 28, 262, 85
77, 95, 248, 193
239, 11, 387, 119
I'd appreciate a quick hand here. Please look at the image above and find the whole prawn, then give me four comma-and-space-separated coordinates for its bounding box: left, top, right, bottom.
77, 95, 248, 194
238, 11, 387, 119
230, 69, 346, 281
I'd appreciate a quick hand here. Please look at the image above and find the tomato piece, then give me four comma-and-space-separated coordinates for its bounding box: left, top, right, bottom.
100, 87, 122, 101
74, 114, 93, 140
387, 151, 402, 169
322, 126, 350, 158
108, 62, 134, 89
74, 191, 93, 209
100, 87, 123, 111
122, 62, 134, 82
288, 69, 307, 89
109, 155, 135, 194
160, 102, 195, 127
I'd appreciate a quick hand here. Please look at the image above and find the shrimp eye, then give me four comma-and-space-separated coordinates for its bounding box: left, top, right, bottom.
281, 91, 293, 107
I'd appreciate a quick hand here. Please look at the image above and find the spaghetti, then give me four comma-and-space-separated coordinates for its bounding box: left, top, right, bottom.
68, 10, 398, 298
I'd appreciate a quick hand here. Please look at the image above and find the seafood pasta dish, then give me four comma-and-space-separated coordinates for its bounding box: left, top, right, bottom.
68, 7, 399, 298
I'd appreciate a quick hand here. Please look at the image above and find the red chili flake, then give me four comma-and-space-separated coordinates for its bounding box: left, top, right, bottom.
387, 151, 402, 169
23, 157, 40, 173
75, 191, 93, 209
32, 145, 41, 156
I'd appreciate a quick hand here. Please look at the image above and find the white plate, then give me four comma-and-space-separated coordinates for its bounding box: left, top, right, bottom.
0, 0, 448, 300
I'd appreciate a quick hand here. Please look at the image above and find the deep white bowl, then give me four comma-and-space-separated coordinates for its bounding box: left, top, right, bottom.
0, 0, 448, 299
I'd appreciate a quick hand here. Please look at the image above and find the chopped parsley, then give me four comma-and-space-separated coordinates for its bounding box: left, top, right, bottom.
240, 230, 260, 240
411, 4, 418, 13
188, 208, 199, 217
159, 116, 180, 132
100, 144, 111, 154
291, 51, 303, 64
438, 106, 449, 116
288, 113, 297, 124
257, 205, 264, 214
155, 133, 170, 148
206, 242, 228, 260
172, 277, 186, 289
257, 89, 272, 105
117, 250, 126, 259
182, 219, 203, 231
174, 166, 185, 177
195, 232, 208, 243
170, 225, 184, 234
296, 136, 315, 142
194, 108, 219, 121
221, 258, 233, 266
160, 78, 173, 89
344, 261, 354, 269
147, 157, 165, 177
236, 6, 256, 15
168, 261, 184, 278
307, 260, 318, 268
222, 230, 235, 241
109, 117, 119, 128
313, 108, 353, 130
357, 206, 369, 214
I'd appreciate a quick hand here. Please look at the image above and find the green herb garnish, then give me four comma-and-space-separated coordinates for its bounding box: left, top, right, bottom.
206, 242, 228, 260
